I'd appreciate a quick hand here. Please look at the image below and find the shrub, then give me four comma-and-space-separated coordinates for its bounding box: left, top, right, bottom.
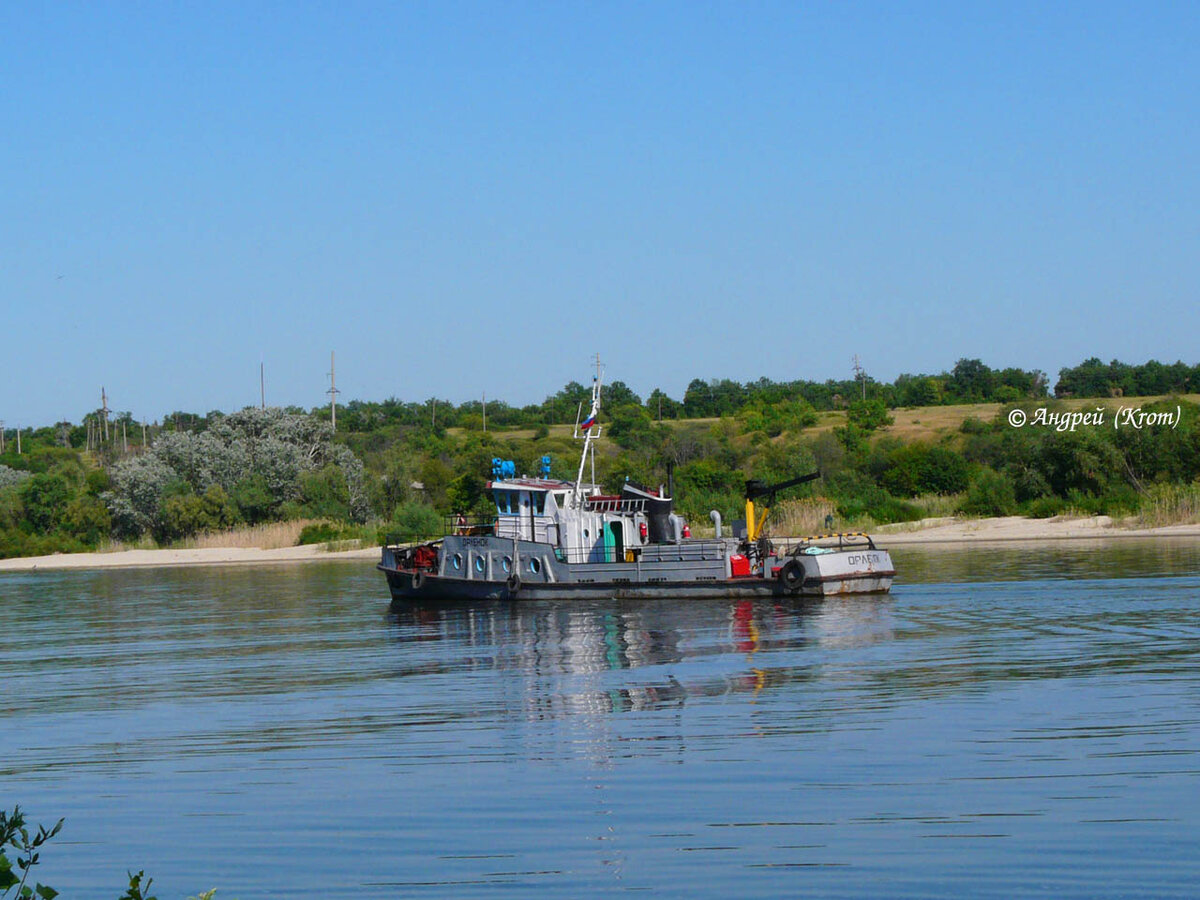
18, 473, 73, 535
63, 495, 112, 544
959, 469, 1018, 517
384, 502, 443, 543
878, 444, 969, 496
231, 475, 275, 524
0, 466, 30, 490
1024, 495, 1066, 518
846, 398, 893, 431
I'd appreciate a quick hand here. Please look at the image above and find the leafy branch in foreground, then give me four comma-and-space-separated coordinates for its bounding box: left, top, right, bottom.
2, 809, 219, 900
0, 806, 63, 900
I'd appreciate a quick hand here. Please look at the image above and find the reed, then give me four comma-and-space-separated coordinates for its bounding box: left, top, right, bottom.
771, 498, 839, 536
1136, 483, 1200, 528
175, 520, 313, 550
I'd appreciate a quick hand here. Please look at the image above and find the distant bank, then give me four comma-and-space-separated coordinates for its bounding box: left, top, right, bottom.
2, 517, 1200, 572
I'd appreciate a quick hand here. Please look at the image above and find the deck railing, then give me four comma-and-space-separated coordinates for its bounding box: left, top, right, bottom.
582, 496, 648, 514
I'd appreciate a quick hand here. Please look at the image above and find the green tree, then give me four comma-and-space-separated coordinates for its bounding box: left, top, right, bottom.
63, 495, 112, 544
846, 398, 893, 432
231, 475, 274, 524
18, 474, 73, 535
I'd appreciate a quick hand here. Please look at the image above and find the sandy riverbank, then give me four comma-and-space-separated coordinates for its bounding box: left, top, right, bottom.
0, 543, 381, 572
875, 515, 1200, 545
3, 515, 1200, 573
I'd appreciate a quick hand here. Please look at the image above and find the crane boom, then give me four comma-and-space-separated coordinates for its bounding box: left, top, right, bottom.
744, 471, 820, 543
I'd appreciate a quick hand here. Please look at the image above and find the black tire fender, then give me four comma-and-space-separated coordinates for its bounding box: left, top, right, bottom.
780, 559, 804, 594
506, 573, 521, 595
412, 570, 425, 590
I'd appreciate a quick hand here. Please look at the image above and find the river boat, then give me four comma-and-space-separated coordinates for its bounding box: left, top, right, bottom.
379, 365, 894, 602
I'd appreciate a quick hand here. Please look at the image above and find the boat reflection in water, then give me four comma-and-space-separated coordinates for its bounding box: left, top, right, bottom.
387, 595, 897, 719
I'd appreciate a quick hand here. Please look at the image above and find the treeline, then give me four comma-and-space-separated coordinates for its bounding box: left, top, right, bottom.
1054, 357, 1200, 398
3, 356, 1200, 559
323, 358, 1051, 433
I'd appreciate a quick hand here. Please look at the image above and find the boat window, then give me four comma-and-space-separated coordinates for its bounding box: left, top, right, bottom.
533, 492, 546, 515
529, 557, 541, 575
451, 553, 462, 571
494, 490, 513, 515
502, 556, 512, 573
554, 492, 566, 506
474, 555, 486, 573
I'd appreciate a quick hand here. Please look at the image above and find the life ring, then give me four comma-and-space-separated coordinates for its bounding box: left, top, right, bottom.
780, 559, 805, 595
506, 573, 521, 595
412, 570, 426, 590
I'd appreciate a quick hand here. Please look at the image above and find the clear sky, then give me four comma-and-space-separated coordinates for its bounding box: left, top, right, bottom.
3, 1, 1198, 426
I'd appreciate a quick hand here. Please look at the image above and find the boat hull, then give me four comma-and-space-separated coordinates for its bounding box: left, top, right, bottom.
379, 558, 894, 603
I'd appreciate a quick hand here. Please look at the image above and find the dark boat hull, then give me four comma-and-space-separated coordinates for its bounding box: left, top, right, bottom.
378, 563, 895, 603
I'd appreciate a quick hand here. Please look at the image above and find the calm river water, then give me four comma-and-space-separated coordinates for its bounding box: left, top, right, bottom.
3, 541, 1200, 898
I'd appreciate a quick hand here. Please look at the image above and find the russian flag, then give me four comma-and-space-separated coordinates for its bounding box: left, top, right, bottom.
581, 412, 596, 430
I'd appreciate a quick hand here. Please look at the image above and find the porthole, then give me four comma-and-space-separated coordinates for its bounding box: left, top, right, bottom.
502, 556, 512, 573
451, 553, 463, 571
529, 557, 542, 575
474, 555, 486, 573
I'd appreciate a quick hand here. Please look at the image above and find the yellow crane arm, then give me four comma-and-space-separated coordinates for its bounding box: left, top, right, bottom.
745, 498, 770, 542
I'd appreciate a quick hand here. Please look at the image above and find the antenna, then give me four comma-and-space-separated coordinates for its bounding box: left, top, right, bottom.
327, 351, 340, 432
260, 362, 266, 410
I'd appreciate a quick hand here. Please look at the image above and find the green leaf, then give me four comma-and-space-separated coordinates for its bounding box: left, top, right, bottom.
35, 883, 59, 899
0, 866, 19, 891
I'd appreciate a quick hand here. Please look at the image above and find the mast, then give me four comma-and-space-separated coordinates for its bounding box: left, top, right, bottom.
573, 354, 604, 502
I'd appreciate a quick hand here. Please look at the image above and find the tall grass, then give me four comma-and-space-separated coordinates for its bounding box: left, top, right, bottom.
1136, 483, 1200, 527
770, 498, 838, 536
96, 520, 327, 552
175, 520, 313, 550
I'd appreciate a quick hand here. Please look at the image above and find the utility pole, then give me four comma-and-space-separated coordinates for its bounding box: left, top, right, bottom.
0, 420, 5, 453
327, 351, 340, 432
122, 420, 128, 454
142, 420, 147, 448
852, 355, 866, 401
482, 391, 487, 432
15, 427, 20, 455
431, 398, 436, 428
260, 362, 266, 410
101, 387, 110, 442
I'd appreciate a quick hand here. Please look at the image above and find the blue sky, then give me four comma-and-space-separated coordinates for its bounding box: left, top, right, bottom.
3, 1, 1197, 425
